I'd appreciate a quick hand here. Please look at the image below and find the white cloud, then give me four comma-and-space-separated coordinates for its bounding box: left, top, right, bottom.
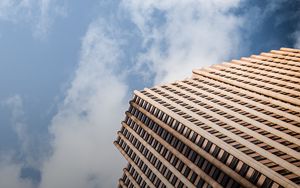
40, 19, 127, 188
39, 1, 249, 187
2, 95, 30, 163
0, 95, 34, 188
295, 32, 300, 48
122, 0, 244, 84
262, 0, 300, 49
3, 95, 25, 136
294, 26, 300, 49
0, 156, 32, 188
0, 0, 67, 39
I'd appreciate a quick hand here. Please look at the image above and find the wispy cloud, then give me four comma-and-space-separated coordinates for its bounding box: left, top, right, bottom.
40, 19, 127, 188
3, 95, 26, 145
40, 1, 248, 187
294, 20, 300, 49
0, 95, 34, 188
2, 95, 30, 163
0, 156, 32, 188
123, 0, 244, 84
0, 0, 67, 39
295, 32, 300, 48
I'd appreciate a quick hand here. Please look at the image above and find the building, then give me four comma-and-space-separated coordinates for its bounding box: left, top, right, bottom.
114, 48, 300, 188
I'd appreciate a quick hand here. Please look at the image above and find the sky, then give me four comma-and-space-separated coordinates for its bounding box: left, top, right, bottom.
0, 0, 299, 187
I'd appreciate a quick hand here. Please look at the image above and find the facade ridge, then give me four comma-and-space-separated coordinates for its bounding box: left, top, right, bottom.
115, 48, 300, 188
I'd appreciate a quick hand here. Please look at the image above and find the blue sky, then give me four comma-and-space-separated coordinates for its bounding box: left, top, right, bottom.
0, 0, 299, 187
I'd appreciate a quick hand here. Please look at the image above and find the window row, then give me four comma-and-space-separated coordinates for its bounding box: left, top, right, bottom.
183, 78, 300, 128
209, 68, 300, 100
227, 65, 300, 90
192, 76, 300, 117
127, 164, 150, 188
147, 87, 298, 164
236, 61, 300, 81
117, 138, 165, 188
121, 123, 199, 187
129, 97, 284, 187
164, 82, 300, 140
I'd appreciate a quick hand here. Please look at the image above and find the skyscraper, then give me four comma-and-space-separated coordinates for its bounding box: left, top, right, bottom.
114, 48, 300, 188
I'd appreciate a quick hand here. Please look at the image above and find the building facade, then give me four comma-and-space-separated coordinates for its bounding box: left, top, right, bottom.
114, 48, 300, 188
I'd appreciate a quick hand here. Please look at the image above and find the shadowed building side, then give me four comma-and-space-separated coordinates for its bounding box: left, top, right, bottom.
114, 47, 300, 188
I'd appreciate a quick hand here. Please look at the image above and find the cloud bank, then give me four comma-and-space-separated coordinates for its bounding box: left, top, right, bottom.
0, 95, 33, 188
0, 157, 32, 188
1, 1, 248, 187
39, 1, 248, 187
295, 33, 300, 48
123, 0, 244, 84
0, 0, 67, 38
40, 19, 127, 188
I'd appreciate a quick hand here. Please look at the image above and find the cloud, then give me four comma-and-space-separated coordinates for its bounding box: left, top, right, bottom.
34, 0, 68, 39
0, 0, 67, 39
2, 95, 30, 164
40, 1, 249, 187
294, 18, 300, 49
0, 95, 35, 188
2, 95, 44, 168
3, 95, 26, 141
260, 0, 300, 49
0, 156, 32, 188
40, 19, 127, 188
122, 0, 244, 84
295, 32, 300, 48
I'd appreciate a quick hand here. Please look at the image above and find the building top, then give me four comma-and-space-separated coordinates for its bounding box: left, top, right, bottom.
116, 47, 300, 188
191, 47, 300, 106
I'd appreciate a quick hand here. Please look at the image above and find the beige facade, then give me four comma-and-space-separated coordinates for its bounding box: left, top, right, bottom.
114, 47, 300, 188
